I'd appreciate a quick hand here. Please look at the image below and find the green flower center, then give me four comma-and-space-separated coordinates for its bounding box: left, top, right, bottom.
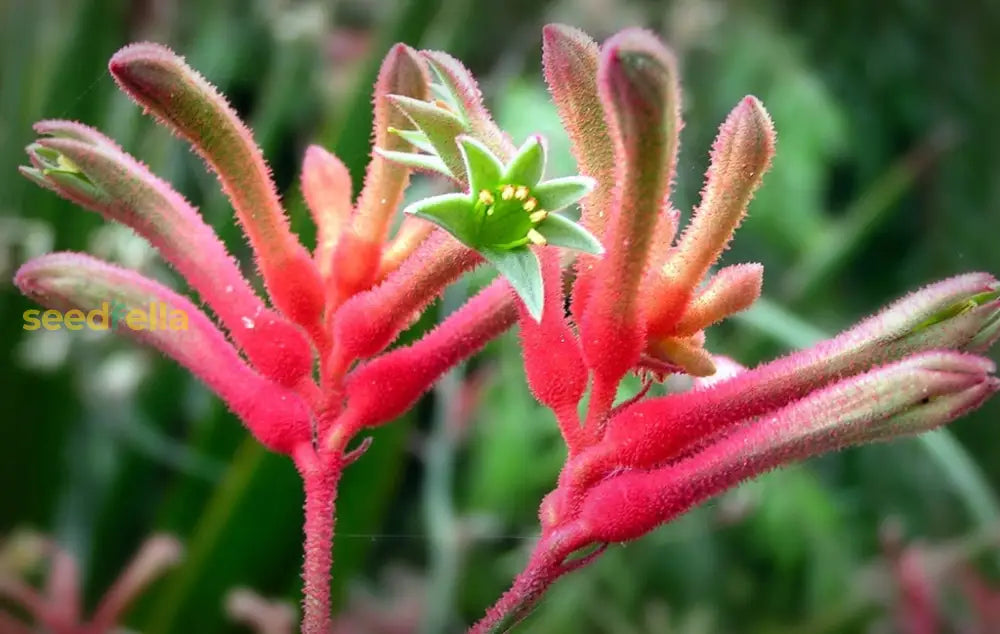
474, 184, 548, 249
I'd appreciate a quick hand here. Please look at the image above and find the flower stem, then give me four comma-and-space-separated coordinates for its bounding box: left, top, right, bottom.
470, 527, 588, 633
295, 444, 342, 634
469, 556, 559, 634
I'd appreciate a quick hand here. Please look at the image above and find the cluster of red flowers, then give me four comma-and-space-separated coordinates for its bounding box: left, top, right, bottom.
13, 23, 1000, 633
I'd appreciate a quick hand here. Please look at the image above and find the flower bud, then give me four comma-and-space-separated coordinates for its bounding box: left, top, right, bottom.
577, 29, 682, 422
580, 352, 997, 543
301, 145, 353, 279
15, 254, 311, 454
574, 274, 1000, 489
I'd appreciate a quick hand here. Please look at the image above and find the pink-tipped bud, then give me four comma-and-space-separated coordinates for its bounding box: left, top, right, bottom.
579, 352, 997, 543
302, 145, 353, 279
24, 125, 312, 387
647, 96, 775, 338
672, 263, 763, 336
15, 254, 311, 454
108, 43, 325, 335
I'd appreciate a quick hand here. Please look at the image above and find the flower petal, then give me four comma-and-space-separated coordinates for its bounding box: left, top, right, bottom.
403, 192, 477, 244
388, 94, 469, 180
375, 148, 452, 178
532, 176, 595, 212
502, 135, 546, 187
535, 213, 604, 255
481, 247, 544, 321
457, 135, 503, 194
388, 127, 435, 154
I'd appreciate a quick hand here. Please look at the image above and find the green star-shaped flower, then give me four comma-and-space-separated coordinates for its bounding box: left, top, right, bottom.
403, 135, 603, 320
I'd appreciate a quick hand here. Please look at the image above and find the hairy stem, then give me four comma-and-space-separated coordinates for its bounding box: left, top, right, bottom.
295, 445, 342, 634
469, 555, 560, 633
470, 526, 587, 633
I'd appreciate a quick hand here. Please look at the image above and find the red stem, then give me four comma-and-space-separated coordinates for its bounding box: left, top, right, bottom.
581, 373, 618, 446
469, 526, 590, 633
469, 555, 560, 633
295, 444, 342, 634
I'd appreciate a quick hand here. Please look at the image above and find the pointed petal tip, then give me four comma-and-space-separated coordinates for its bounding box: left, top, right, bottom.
601, 27, 678, 66
32, 120, 108, 146
17, 164, 45, 182
386, 42, 419, 59
541, 22, 585, 44
303, 143, 331, 159
723, 94, 776, 156
108, 41, 177, 75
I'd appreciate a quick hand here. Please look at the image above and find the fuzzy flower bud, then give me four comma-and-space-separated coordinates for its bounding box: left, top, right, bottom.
580, 352, 997, 543
15, 254, 311, 455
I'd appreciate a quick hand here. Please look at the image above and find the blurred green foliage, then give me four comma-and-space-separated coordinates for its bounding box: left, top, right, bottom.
2, 0, 1000, 632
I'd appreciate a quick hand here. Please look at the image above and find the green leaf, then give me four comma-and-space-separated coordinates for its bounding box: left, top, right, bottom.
375, 148, 452, 178
536, 213, 604, 255
388, 95, 469, 181
502, 135, 546, 187
404, 193, 477, 244
532, 176, 596, 211
458, 136, 503, 194
481, 247, 544, 320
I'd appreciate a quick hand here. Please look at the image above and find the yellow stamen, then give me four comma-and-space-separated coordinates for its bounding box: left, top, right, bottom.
522, 198, 537, 212
514, 186, 529, 200
529, 210, 548, 224
501, 185, 515, 200
478, 190, 494, 205
527, 228, 547, 245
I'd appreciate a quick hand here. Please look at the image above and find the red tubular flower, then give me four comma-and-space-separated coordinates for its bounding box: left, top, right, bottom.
332, 233, 482, 365
301, 144, 353, 281
14, 254, 312, 455
577, 352, 997, 543
337, 278, 516, 436
577, 29, 682, 434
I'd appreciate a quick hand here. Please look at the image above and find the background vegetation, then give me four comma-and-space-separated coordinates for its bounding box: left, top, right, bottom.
2, 0, 999, 631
